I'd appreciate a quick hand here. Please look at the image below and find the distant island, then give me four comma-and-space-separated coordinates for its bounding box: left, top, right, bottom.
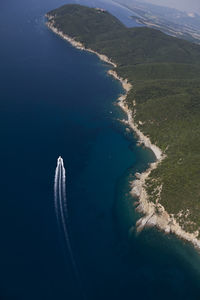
46, 4, 200, 248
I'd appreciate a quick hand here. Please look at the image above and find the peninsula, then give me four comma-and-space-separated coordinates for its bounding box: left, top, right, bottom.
46, 4, 200, 247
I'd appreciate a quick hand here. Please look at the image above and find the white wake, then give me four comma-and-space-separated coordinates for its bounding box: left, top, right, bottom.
54, 157, 80, 284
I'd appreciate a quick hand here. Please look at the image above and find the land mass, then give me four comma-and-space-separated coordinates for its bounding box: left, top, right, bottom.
46, 5, 200, 247
114, 0, 200, 45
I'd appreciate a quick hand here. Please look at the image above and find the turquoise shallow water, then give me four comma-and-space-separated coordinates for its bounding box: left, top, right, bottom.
1, 0, 200, 299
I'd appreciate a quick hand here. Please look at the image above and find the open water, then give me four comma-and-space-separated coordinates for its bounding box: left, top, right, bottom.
1, 0, 200, 299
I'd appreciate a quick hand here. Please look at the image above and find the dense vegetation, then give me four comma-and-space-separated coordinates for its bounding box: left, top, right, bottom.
47, 5, 200, 234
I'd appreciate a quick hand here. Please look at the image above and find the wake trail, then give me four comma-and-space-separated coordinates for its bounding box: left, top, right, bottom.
54, 157, 86, 299
54, 161, 60, 221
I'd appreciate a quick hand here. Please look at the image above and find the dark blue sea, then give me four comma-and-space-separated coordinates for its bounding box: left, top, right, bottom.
1, 1, 200, 299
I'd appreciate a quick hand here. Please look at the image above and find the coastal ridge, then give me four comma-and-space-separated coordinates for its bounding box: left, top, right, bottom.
46, 4, 200, 248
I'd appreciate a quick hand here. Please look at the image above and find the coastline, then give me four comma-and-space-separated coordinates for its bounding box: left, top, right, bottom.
46, 16, 117, 68
46, 15, 200, 249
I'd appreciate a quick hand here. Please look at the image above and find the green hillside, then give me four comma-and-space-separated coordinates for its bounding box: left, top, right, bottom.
47, 4, 200, 234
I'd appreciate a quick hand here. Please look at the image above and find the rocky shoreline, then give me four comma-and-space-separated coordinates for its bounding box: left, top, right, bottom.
46, 15, 200, 249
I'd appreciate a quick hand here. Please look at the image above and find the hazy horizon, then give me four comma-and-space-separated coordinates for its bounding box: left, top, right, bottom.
111, 0, 200, 14
136, 0, 200, 14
